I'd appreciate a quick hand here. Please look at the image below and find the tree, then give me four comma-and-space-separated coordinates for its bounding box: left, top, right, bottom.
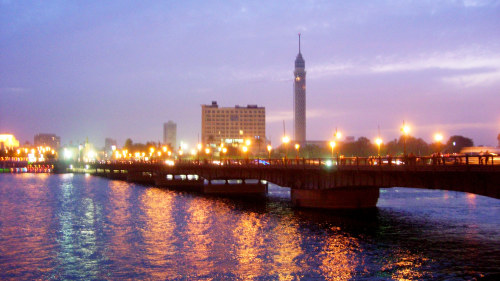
124, 138, 133, 149
444, 135, 474, 153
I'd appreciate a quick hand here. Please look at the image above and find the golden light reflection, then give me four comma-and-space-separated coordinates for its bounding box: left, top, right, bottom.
140, 188, 178, 279
269, 218, 304, 281
319, 229, 360, 280
381, 249, 430, 280
184, 197, 214, 277
107, 181, 135, 273
466, 193, 477, 209
0, 174, 54, 277
233, 212, 266, 278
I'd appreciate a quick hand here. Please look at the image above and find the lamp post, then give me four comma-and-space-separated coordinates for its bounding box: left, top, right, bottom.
401, 121, 410, 156
205, 148, 211, 162
282, 136, 290, 160
329, 141, 336, 159
335, 128, 342, 159
434, 133, 443, 153
267, 145, 272, 161
242, 146, 248, 161
375, 137, 383, 156
295, 143, 300, 159
197, 143, 202, 162
221, 147, 227, 163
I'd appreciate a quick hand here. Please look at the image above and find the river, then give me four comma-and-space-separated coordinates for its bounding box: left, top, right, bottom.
0, 173, 499, 280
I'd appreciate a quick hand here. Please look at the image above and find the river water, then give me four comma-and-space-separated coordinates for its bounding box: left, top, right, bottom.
0, 173, 499, 280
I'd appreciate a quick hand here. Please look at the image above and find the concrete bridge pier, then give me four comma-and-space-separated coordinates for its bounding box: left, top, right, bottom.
291, 187, 380, 209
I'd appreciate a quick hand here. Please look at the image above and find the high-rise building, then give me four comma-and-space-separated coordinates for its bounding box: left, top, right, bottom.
163, 121, 177, 149
201, 101, 265, 148
34, 133, 60, 149
294, 33, 306, 144
104, 138, 117, 151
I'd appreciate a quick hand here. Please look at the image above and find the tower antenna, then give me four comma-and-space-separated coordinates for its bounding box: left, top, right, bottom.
298, 33, 301, 53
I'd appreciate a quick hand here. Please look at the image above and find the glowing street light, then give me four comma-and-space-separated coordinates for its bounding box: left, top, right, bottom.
375, 137, 383, 156
245, 139, 251, 146
335, 128, 342, 157
267, 145, 272, 160
329, 141, 336, 159
434, 133, 444, 153
295, 143, 300, 159
401, 121, 411, 156
282, 136, 290, 159
434, 133, 443, 143
335, 130, 342, 140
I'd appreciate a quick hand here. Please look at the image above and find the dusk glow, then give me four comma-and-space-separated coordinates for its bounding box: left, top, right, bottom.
1, 1, 499, 147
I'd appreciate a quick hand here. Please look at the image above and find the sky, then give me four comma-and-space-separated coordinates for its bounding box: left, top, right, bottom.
1, 0, 500, 148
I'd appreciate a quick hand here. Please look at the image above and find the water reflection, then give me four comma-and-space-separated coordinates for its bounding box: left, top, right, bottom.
56, 174, 100, 280
319, 229, 360, 280
106, 180, 135, 276
140, 188, 178, 279
269, 217, 303, 281
0, 175, 498, 280
233, 212, 267, 278
381, 249, 429, 280
184, 197, 215, 277
0, 174, 55, 279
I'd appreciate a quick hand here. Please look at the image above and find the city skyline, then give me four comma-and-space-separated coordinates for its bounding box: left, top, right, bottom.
1, 1, 500, 147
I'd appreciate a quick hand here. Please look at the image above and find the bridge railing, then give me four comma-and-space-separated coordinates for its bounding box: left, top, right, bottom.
165, 154, 498, 168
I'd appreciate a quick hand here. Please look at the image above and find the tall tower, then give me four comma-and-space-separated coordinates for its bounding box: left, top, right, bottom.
294, 33, 306, 144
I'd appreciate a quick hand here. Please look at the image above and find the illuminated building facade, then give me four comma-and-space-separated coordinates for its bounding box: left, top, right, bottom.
163, 121, 177, 149
34, 133, 60, 149
201, 101, 265, 147
0, 134, 20, 150
294, 33, 306, 144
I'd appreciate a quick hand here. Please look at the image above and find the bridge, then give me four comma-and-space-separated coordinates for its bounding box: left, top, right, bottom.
2, 155, 499, 209
80, 155, 499, 209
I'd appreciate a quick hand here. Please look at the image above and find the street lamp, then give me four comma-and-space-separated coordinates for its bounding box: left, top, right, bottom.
335, 128, 342, 158
434, 133, 443, 153
221, 147, 227, 163
329, 141, 336, 159
197, 143, 202, 162
242, 146, 248, 161
282, 136, 290, 159
401, 121, 410, 156
375, 137, 383, 156
267, 145, 272, 160
295, 143, 300, 159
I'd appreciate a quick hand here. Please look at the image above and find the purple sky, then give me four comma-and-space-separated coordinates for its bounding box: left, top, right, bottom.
1, 0, 499, 148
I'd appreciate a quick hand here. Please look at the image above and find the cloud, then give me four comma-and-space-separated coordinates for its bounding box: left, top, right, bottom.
462, 0, 500, 8
0, 87, 29, 95
442, 71, 500, 87
368, 48, 500, 87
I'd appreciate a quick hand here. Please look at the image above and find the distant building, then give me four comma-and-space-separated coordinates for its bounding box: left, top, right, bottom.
294, 33, 306, 144
201, 101, 266, 148
497, 133, 500, 147
345, 136, 355, 143
34, 133, 60, 149
163, 121, 177, 149
104, 138, 117, 151
0, 134, 20, 150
